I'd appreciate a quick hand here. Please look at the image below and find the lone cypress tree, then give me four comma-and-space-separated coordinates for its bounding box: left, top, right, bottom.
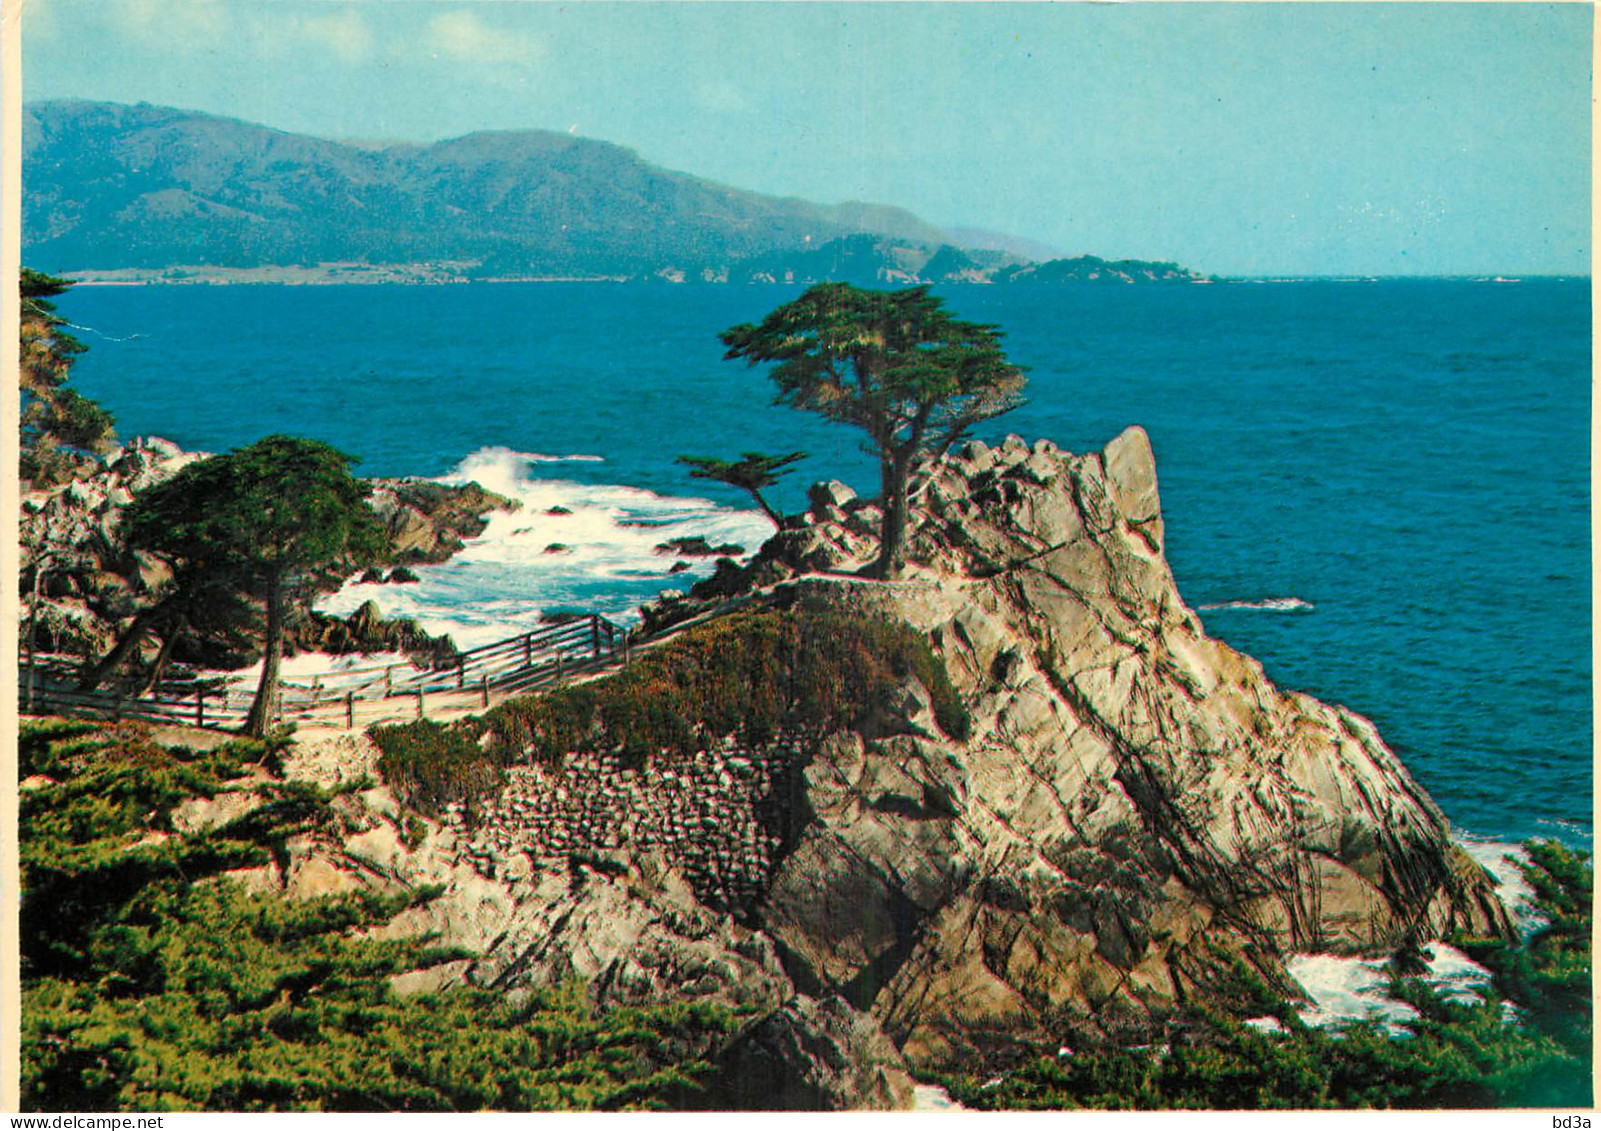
117, 435, 386, 736
721, 284, 1025, 578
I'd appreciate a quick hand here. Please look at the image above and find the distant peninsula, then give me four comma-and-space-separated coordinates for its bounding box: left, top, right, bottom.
24, 100, 1211, 287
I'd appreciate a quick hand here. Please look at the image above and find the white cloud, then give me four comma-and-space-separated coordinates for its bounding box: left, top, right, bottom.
110, 0, 230, 47
304, 8, 374, 65
426, 10, 542, 68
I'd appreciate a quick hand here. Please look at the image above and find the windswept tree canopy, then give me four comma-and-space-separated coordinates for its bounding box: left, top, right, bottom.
20, 268, 86, 392
125, 436, 382, 588
676, 450, 807, 528
122, 435, 386, 735
721, 283, 1025, 576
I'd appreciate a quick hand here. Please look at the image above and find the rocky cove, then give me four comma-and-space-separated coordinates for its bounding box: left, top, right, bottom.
19, 436, 521, 672
144, 425, 1517, 1108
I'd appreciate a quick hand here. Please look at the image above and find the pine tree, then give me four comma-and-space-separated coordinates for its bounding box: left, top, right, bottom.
115, 436, 387, 736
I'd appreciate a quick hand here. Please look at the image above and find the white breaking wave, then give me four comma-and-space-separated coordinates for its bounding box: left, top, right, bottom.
214, 650, 417, 692
1287, 835, 1543, 1034
1458, 836, 1545, 939
1535, 815, 1593, 841
1287, 942, 1494, 1035
1286, 952, 1417, 1032
1196, 597, 1315, 612
450, 446, 606, 472
315, 448, 773, 649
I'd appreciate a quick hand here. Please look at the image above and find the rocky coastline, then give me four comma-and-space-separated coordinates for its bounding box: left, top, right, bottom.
18, 436, 518, 673
154, 426, 1515, 1107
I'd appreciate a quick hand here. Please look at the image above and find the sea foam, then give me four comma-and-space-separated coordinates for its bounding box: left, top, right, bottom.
1286, 836, 1542, 1033
1287, 942, 1496, 1035
1457, 836, 1544, 938
1196, 597, 1315, 612
316, 448, 773, 648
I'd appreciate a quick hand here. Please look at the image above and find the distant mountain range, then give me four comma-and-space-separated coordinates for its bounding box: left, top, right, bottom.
24, 100, 1211, 286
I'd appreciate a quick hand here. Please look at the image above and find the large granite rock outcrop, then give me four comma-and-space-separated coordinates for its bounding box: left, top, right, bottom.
270, 427, 1512, 1107
19, 438, 202, 659
230, 729, 917, 1111
367, 478, 518, 566
635, 428, 1511, 1066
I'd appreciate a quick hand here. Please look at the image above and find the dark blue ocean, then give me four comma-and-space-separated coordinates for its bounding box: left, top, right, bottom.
56, 280, 1591, 847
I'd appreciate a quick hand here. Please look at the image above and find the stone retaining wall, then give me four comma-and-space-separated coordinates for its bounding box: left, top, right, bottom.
441, 734, 808, 913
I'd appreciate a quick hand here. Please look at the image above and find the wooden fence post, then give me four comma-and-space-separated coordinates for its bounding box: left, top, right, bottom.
196, 689, 205, 728
524, 634, 532, 667
480, 675, 489, 708
591, 616, 601, 658
346, 691, 355, 729
385, 666, 393, 698
457, 657, 465, 689
417, 688, 425, 719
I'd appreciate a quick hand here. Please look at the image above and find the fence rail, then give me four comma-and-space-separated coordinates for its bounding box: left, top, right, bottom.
20, 613, 629, 732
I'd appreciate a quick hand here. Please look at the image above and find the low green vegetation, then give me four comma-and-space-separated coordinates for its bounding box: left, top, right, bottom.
934, 841, 1592, 1110
20, 718, 739, 1112
369, 718, 506, 817
370, 607, 970, 814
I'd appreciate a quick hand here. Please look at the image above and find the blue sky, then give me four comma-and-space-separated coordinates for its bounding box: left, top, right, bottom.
22, 1, 1593, 276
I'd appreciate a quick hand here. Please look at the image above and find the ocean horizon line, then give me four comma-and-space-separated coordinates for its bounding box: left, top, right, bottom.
52, 271, 1592, 288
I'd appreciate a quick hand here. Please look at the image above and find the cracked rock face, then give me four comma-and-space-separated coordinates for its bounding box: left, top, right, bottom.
736, 427, 1511, 1066
20, 438, 200, 657
276, 427, 1512, 1103
272, 735, 917, 1111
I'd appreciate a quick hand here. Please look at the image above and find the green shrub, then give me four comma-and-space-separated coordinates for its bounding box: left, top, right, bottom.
940, 841, 1593, 1111
19, 719, 741, 1112
368, 719, 504, 815
481, 608, 971, 768
24, 879, 740, 1112
367, 609, 969, 817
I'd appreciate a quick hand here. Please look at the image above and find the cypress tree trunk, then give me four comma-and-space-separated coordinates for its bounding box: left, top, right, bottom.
77, 604, 164, 691
244, 576, 285, 737
748, 489, 784, 529
872, 449, 913, 580
137, 615, 187, 697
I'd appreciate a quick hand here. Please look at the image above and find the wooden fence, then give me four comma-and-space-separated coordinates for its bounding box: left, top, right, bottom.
20, 613, 629, 732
